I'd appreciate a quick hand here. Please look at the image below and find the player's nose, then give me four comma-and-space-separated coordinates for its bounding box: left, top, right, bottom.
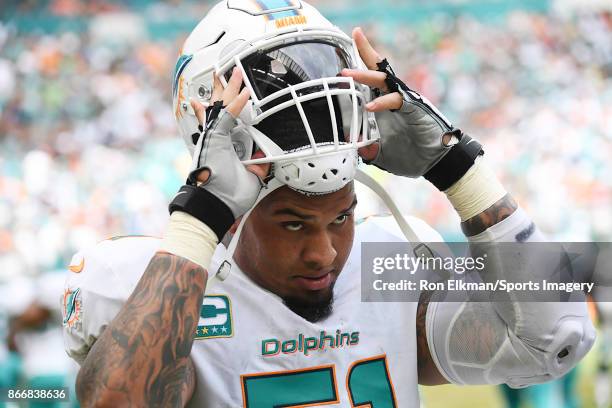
301, 231, 337, 270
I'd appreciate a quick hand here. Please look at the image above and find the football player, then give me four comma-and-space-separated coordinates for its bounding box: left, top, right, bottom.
62, 1, 596, 406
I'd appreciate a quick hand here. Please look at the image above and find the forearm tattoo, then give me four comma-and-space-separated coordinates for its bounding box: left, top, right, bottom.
461, 194, 518, 237
76, 253, 205, 407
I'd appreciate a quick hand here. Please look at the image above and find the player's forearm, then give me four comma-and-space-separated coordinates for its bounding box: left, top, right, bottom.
460, 193, 518, 236
76, 252, 205, 407
439, 155, 518, 238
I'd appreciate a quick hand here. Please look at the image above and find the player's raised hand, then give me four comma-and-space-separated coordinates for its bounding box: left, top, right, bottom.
341, 28, 474, 185
342, 28, 403, 112
187, 68, 262, 219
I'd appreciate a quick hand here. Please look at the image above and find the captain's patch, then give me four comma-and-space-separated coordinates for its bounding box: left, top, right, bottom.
195, 295, 233, 339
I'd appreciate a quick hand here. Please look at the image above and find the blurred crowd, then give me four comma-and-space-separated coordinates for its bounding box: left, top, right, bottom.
362, 9, 612, 242
0, 4, 610, 281
0, 19, 187, 283
0, 0, 611, 406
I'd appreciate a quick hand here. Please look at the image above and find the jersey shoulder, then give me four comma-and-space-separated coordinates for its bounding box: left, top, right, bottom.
64, 236, 162, 299
62, 236, 162, 364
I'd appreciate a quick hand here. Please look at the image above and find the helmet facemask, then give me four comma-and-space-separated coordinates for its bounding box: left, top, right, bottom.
201, 30, 379, 195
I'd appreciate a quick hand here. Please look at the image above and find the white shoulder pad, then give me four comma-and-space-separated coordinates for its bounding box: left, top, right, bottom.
62, 236, 161, 365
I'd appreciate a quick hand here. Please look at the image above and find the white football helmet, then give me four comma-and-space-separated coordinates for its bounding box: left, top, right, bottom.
173, 0, 379, 195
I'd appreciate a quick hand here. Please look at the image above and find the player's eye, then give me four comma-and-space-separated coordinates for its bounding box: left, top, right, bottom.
282, 222, 304, 232
333, 214, 349, 225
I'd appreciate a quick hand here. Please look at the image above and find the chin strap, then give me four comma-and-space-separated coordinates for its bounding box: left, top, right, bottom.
354, 169, 421, 243
205, 178, 285, 290
354, 169, 447, 274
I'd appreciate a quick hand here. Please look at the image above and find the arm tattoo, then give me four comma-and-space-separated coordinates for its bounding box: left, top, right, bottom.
416, 290, 448, 385
461, 193, 518, 237
76, 253, 205, 407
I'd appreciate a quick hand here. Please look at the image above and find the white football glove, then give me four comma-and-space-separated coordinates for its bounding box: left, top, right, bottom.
169, 70, 264, 242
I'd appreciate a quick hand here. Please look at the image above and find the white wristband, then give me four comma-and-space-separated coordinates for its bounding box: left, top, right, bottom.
159, 211, 218, 271
444, 158, 507, 222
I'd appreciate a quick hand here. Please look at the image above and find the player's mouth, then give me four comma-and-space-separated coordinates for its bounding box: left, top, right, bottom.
294, 271, 334, 291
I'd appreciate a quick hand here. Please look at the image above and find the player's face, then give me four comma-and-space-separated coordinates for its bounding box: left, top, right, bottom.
234, 183, 356, 321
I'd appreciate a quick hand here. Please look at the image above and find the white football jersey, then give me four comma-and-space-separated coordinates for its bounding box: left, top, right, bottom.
62, 216, 443, 407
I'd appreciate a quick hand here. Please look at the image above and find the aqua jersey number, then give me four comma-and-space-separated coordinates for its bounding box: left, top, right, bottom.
241, 355, 397, 407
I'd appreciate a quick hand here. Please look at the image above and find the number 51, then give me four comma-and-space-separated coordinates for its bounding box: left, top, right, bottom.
241, 354, 397, 407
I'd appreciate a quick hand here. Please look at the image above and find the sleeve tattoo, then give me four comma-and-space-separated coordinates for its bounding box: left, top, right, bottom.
76, 253, 205, 407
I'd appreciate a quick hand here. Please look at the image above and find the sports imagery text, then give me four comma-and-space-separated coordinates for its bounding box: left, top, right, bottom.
372, 279, 594, 294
